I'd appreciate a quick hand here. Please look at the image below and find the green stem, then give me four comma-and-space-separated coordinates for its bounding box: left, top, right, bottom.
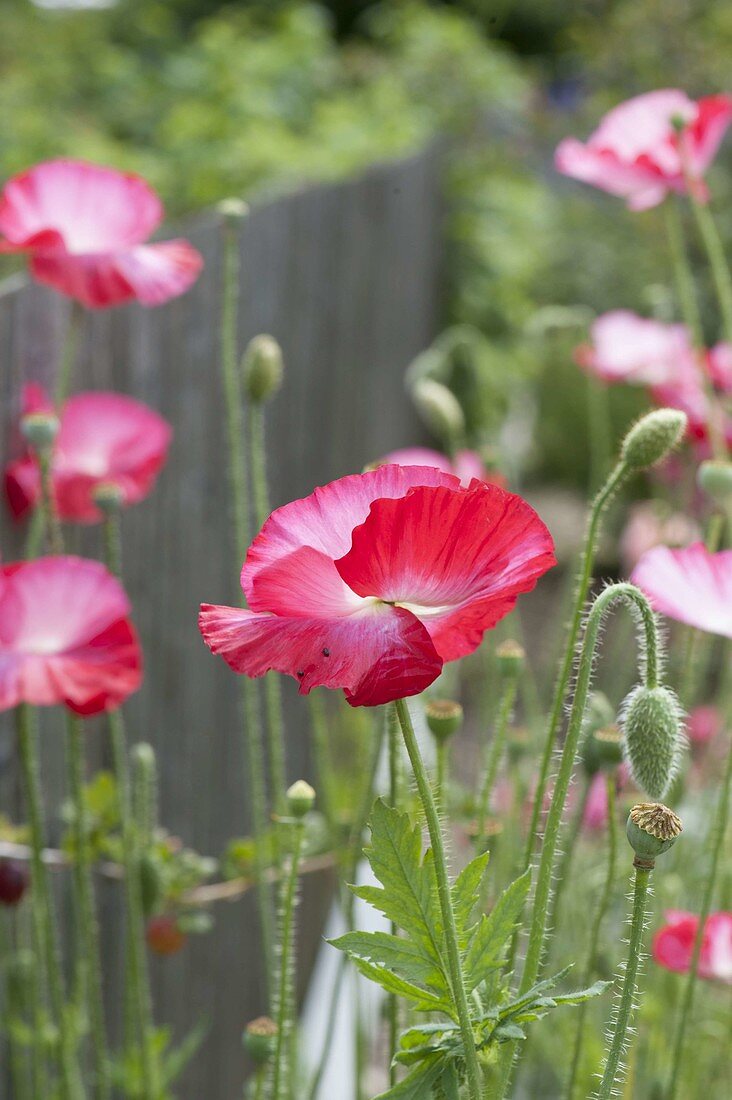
102, 514, 123, 579
666, 694, 732, 1100
39, 449, 63, 555
550, 774, 592, 936
307, 692, 334, 827
387, 703, 400, 1087
566, 775, 618, 1100
54, 302, 84, 405
16, 704, 79, 1100
66, 713, 110, 1099
435, 741, 447, 817
3, 913, 35, 1100
690, 196, 732, 345
476, 678, 517, 845
597, 864, 652, 1099
394, 698, 482, 1100
271, 820, 304, 1100
664, 198, 703, 345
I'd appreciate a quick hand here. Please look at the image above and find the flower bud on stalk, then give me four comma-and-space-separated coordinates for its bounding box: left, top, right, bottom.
217, 197, 250, 224
697, 460, 732, 508
620, 408, 687, 470
92, 481, 125, 514
243, 1016, 278, 1064
286, 780, 315, 819
411, 379, 465, 442
496, 639, 525, 679
425, 699, 463, 743
621, 684, 685, 799
626, 802, 682, 867
20, 411, 60, 452
243, 335, 284, 403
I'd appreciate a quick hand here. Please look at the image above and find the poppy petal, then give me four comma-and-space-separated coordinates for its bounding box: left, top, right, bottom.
632, 543, 732, 638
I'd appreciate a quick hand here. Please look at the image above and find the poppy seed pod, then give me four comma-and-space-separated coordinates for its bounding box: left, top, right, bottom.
697, 460, 732, 507
496, 639, 525, 679
286, 780, 315, 818
217, 197, 250, 223
425, 699, 463, 743
620, 408, 687, 471
92, 481, 125, 514
243, 1016, 278, 1064
243, 335, 284, 403
411, 379, 465, 441
20, 412, 60, 451
621, 684, 684, 800
626, 802, 682, 864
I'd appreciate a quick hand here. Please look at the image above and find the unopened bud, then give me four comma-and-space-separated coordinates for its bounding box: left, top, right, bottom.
217, 198, 249, 224
496, 640, 525, 679
621, 684, 684, 800
626, 802, 682, 865
580, 693, 616, 776
620, 409, 687, 471
425, 699, 463, 743
92, 481, 124, 513
697, 460, 732, 507
243, 335, 284, 403
243, 1016, 278, 1063
411, 379, 464, 441
21, 412, 59, 451
286, 780, 315, 818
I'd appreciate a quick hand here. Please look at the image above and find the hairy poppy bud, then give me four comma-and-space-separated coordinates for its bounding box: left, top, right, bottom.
217, 197, 249, 223
21, 412, 59, 451
621, 685, 684, 800
412, 379, 465, 441
620, 408, 687, 471
92, 481, 125, 514
697, 460, 732, 507
496, 639, 525, 679
425, 699, 463, 743
286, 780, 315, 818
243, 335, 284, 403
243, 1016, 278, 1064
626, 802, 682, 866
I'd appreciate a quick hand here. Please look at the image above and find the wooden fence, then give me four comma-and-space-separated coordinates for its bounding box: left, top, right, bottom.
0, 146, 443, 1097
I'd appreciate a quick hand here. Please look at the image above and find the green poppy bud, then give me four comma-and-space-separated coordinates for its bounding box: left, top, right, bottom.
411, 379, 465, 441
286, 780, 315, 818
620, 408, 687, 471
496, 639, 525, 679
217, 198, 249, 224
243, 335, 284, 403
243, 1016, 278, 1064
425, 699, 463, 743
621, 684, 684, 800
626, 802, 682, 866
21, 412, 60, 451
697, 460, 732, 507
92, 481, 125, 514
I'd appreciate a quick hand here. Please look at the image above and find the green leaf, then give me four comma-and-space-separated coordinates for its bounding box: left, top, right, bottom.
552, 979, 610, 1006
372, 1056, 445, 1099
436, 1062, 462, 1100
351, 800, 445, 970
462, 869, 531, 992
451, 850, 490, 944
330, 931, 448, 999
340, 955, 453, 1016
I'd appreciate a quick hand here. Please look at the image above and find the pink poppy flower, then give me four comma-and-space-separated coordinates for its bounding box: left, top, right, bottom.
0, 160, 203, 308
378, 447, 505, 488
619, 501, 701, 574
555, 90, 732, 210
0, 556, 141, 715
576, 311, 694, 386
653, 910, 732, 982
687, 705, 722, 745
631, 542, 732, 638
199, 465, 555, 707
5, 384, 171, 524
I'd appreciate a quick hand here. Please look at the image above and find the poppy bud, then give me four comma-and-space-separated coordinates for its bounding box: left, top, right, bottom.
243, 1016, 278, 1064
496, 640, 525, 679
621, 684, 684, 800
697, 460, 732, 507
217, 198, 249, 224
21, 412, 59, 451
425, 699, 463, 743
286, 780, 315, 818
626, 803, 682, 866
620, 409, 687, 471
0, 859, 29, 907
580, 693, 616, 776
242, 335, 284, 403
411, 379, 465, 441
92, 481, 125, 514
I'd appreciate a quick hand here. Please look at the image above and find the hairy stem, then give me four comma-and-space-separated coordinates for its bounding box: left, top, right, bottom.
271, 819, 305, 1100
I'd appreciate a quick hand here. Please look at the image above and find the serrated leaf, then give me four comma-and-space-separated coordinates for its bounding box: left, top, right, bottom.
436, 1062, 462, 1100
451, 850, 490, 944
373, 1054, 445, 1099
343, 955, 454, 1016
495, 1022, 526, 1042
552, 980, 610, 1005
462, 869, 531, 992
352, 800, 445, 970
330, 931, 449, 999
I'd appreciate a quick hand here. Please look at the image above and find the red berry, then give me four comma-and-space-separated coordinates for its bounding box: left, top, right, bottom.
146, 915, 187, 956
0, 860, 29, 907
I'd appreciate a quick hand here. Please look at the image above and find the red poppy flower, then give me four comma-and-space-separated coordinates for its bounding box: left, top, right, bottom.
0, 556, 141, 715
199, 465, 555, 707
378, 447, 505, 488
653, 910, 732, 982
0, 160, 203, 308
5, 384, 171, 524
556, 90, 732, 210
631, 542, 732, 638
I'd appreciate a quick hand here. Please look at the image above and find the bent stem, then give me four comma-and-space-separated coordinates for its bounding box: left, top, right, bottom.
16, 704, 79, 1100
271, 816, 305, 1100
394, 698, 482, 1100
566, 774, 618, 1099
66, 713, 110, 1099
596, 862, 652, 1099
665, 693, 732, 1100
